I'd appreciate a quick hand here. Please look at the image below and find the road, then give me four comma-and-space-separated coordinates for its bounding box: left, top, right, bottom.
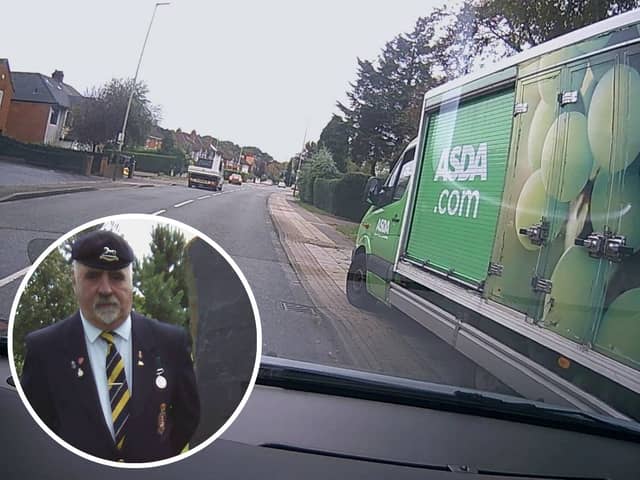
0, 174, 506, 389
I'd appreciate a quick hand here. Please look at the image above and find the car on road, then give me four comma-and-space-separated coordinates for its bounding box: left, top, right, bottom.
277, 181, 286, 188
229, 173, 243, 185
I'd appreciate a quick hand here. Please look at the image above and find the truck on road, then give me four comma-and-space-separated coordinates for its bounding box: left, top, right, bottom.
347, 11, 640, 421
188, 149, 224, 191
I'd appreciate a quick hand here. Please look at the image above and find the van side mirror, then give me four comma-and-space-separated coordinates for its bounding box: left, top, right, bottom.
363, 177, 383, 205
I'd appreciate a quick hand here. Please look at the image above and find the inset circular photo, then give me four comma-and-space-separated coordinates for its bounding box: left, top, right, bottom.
8, 214, 261, 468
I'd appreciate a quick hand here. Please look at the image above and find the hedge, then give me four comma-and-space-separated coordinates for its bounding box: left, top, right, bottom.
307, 172, 371, 222
104, 150, 183, 174
333, 172, 370, 221
313, 178, 340, 214
0, 135, 89, 173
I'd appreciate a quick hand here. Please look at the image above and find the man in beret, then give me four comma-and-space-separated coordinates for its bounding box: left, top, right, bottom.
20, 230, 200, 463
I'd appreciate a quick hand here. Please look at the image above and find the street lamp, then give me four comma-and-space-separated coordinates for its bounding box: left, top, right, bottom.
117, 2, 170, 151
292, 126, 308, 196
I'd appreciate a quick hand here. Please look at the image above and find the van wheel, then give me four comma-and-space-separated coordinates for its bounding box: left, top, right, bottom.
346, 252, 373, 309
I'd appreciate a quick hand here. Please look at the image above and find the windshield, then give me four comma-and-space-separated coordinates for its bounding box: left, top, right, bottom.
195, 158, 213, 169
1, 1, 640, 466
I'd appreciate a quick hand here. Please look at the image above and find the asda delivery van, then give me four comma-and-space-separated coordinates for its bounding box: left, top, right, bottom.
347, 10, 640, 421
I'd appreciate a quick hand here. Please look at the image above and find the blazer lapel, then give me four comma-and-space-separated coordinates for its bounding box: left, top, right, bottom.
61, 312, 115, 450
129, 313, 157, 417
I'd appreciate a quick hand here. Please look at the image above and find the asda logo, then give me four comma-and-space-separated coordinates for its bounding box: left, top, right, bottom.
433, 143, 487, 219
376, 218, 390, 236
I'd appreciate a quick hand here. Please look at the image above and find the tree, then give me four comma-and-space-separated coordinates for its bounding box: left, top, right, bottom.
266, 162, 285, 182
338, 13, 443, 175
298, 147, 340, 203
13, 248, 76, 373
319, 114, 350, 173
430, 0, 640, 72
284, 158, 294, 185
71, 78, 161, 150
133, 225, 189, 328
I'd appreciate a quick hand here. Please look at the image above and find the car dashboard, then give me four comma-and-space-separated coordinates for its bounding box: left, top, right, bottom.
1, 356, 639, 479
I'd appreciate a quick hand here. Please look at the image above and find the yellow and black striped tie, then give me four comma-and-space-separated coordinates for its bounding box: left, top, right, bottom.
100, 331, 131, 451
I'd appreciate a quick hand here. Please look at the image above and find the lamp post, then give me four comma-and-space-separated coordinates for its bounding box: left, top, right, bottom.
117, 2, 170, 152
292, 126, 308, 197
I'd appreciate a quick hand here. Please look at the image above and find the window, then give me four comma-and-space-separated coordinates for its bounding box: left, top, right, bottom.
393, 147, 416, 200
196, 158, 213, 169
49, 107, 59, 125
0, 90, 4, 107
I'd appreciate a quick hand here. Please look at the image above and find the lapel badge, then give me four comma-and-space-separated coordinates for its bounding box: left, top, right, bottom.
70, 360, 76, 369
78, 356, 85, 366
77, 368, 84, 378
137, 350, 144, 367
155, 375, 167, 389
157, 403, 167, 435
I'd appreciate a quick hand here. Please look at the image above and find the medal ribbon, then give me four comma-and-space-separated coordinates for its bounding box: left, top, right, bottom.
100, 331, 130, 451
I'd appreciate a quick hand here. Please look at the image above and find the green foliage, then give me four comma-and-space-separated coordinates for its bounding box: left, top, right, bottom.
319, 114, 350, 173
13, 248, 76, 374
266, 161, 285, 182
133, 225, 189, 328
0, 135, 89, 173
305, 172, 372, 222
313, 177, 340, 213
298, 147, 340, 203
469, 0, 640, 53
333, 173, 371, 222
335, 1, 639, 176
130, 151, 184, 174
71, 78, 161, 149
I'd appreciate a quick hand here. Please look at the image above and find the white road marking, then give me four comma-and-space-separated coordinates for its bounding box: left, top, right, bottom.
151, 209, 166, 215
0, 266, 31, 288
197, 195, 211, 200
173, 200, 194, 208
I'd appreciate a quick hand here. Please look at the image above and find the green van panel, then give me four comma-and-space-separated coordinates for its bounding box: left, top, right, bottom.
406, 89, 515, 286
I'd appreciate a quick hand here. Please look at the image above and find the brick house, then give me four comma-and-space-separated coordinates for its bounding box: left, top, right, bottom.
5, 69, 83, 146
0, 59, 15, 135
144, 126, 163, 151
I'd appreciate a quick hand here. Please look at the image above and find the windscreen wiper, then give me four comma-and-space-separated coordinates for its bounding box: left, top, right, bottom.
258, 356, 640, 443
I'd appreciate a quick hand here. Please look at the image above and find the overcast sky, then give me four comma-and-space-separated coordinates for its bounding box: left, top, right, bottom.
2, 0, 447, 161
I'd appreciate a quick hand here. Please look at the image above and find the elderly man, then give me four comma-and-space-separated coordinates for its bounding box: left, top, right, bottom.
21, 230, 200, 463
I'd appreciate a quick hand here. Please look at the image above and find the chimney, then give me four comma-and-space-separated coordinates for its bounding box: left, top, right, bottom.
51, 70, 64, 83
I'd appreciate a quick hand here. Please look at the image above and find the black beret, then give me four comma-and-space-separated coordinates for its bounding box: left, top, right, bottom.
71, 230, 134, 270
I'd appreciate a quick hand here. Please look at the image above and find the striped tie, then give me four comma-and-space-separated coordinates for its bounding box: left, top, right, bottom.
100, 331, 130, 451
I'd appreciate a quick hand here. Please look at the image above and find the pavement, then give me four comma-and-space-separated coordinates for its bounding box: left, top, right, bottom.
0, 170, 187, 203
268, 190, 433, 375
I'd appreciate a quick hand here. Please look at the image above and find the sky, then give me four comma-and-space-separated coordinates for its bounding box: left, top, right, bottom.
1, 0, 448, 162
104, 218, 195, 261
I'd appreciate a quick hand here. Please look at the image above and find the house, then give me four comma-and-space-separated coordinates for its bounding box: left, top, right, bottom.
5, 69, 83, 146
242, 154, 255, 174
0, 59, 15, 135
144, 126, 163, 151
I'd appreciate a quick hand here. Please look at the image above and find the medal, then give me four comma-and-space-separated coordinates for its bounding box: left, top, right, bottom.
155, 375, 167, 389
157, 403, 167, 435
137, 350, 144, 367
77, 368, 84, 378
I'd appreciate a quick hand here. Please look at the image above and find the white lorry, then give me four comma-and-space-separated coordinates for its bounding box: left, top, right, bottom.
188, 149, 224, 191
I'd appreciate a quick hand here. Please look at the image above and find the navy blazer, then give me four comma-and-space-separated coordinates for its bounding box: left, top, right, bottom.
21, 311, 200, 462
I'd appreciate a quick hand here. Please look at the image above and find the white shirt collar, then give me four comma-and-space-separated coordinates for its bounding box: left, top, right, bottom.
80, 309, 132, 344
